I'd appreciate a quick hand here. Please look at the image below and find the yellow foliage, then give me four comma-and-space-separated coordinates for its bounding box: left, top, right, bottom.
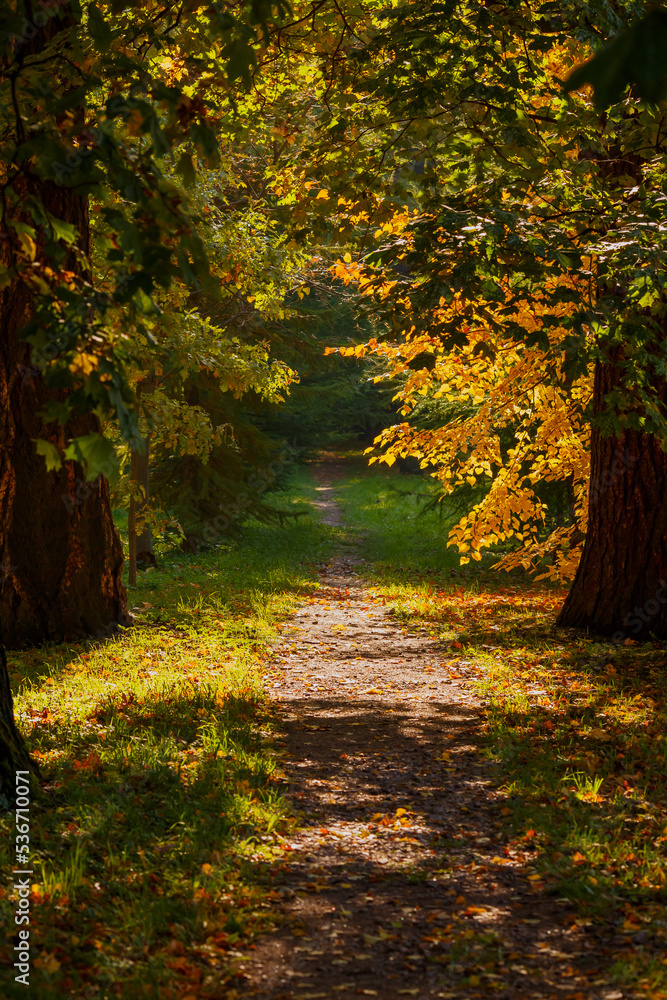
335, 276, 593, 582
69, 352, 99, 376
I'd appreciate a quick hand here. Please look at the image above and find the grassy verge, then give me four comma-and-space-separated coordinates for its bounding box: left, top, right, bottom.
0, 466, 332, 1000
340, 461, 667, 999
333, 452, 459, 578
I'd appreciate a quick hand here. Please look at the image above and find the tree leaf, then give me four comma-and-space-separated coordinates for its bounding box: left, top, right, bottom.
565, 10, 667, 107
64, 433, 119, 482
33, 439, 62, 472
87, 4, 112, 51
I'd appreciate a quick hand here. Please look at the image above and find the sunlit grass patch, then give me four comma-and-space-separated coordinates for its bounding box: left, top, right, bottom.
0, 468, 331, 999
333, 466, 459, 575
336, 461, 667, 996
2, 674, 289, 998
472, 642, 667, 992
383, 586, 667, 993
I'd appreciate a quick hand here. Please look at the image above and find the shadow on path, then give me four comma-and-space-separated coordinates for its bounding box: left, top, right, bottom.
239, 461, 624, 1000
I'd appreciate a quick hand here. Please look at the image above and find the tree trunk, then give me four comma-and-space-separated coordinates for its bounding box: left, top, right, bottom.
128, 450, 138, 588
0, 642, 39, 806
557, 355, 667, 640
0, 182, 128, 648
135, 434, 156, 567
131, 373, 156, 570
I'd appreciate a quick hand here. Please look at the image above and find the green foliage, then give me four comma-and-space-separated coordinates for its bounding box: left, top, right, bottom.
0, 0, 315, 470
143, 386, 299, 548
258, 290, 397, 449
304, 1, 667, 437
566, 9, 667, 106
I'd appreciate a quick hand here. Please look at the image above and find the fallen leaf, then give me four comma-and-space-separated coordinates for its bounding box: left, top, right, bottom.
34, 953, 61, 973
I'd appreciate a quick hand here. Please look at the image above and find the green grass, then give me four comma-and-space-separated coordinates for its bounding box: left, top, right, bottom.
5, 456, 667, 998
338, 461, 667, 999
333, 454, 459, 577
0, 466, 333, 1000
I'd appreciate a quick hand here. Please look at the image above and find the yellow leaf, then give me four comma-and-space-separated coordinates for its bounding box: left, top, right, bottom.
69, 352, 98, 376
316, 189, 329, 200
34, 953, 61, 973
19, 232, 36, 261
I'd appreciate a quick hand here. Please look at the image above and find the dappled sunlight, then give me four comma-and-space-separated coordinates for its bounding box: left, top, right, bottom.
3, 459, 666, 998
0, 490, 334, 999
237, 470, 636, 999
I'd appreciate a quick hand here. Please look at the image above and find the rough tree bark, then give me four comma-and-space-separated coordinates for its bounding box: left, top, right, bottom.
0, 641, 39, 805
557, 354, 667, 640
0, 3, 126, 793
0, 182, 128, 649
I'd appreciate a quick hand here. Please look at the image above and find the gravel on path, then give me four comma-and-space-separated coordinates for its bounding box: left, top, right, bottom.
238, 460, 626, 1000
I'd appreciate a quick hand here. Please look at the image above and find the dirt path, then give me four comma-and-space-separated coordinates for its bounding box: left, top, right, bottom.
240, 460, 625, 1000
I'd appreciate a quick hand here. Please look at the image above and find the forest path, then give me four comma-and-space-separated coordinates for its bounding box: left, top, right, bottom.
240, 457, 623, 1000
